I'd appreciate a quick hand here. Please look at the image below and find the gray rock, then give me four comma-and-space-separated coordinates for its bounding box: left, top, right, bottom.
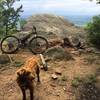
44, 46, 74, 61
85, 47, 95, 53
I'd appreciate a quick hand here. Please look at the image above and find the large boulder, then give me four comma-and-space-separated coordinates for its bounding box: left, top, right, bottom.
44, 46, 73, 60
0, 54, 10, 64
23, 14, 85, 40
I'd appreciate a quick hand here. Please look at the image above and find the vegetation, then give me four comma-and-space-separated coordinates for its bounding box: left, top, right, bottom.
0, 0, 22, 38
71, 76, 82, 88
86, 15, 100, 49
61, 75, 68, 81
71, 74, 97, 88
89, 0, 100, 4
84, 54, 98, 64
19, 19, 27, 30
71, 79, 79, 88
84, 74, 97, 84
58, 75, 68, 86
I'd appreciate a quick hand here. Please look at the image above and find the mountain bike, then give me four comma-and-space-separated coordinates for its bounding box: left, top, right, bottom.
0, 26, 48, 54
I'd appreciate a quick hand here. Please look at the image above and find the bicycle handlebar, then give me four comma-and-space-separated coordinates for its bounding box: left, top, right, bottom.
32, 25, 36, 33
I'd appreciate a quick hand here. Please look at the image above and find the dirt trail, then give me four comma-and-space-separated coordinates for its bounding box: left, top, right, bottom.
0, 49, 99, 100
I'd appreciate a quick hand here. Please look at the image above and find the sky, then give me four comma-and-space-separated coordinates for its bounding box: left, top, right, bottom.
14, 0, 100, 18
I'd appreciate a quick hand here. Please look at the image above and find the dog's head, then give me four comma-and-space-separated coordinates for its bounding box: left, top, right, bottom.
17, 68, 35, 81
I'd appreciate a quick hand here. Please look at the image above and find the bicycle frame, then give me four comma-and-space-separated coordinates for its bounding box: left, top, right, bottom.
20, 26, 38, 46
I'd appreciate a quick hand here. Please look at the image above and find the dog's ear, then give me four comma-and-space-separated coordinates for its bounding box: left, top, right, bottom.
17, 71, 20, 76
17, 69, 25, 76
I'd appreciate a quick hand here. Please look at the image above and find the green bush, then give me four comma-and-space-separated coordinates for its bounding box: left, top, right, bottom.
19, 19, 27, 30
86, 15, 100, 49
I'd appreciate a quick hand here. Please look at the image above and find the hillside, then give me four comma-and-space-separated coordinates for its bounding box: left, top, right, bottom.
23, 14, 85, 40
0, 14, 100, 100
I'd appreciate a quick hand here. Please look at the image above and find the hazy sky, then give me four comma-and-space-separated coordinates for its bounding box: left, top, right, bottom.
14, 0, 100, 17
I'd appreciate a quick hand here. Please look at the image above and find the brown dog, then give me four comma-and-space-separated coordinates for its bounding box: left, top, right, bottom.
16, 56, 40, 100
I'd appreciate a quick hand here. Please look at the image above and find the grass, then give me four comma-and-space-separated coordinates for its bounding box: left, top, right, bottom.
72, 79, 79, 88
71, 75, 82, 88
84, 74, 97, 84
58, 75, 68, 86
71, 74, 97, 88
61, 75, 68, 81
84, 54, 100, 65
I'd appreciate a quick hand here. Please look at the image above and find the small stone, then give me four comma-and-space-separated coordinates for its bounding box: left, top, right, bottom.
47, 65, 51, 68
55, 93, 60, 96
55, 70, 62, 75
9, 89, 13, 93
51, 74, 58, 80
50, 83, 56, 87
53, 91, 60, 96
40, 65, 44, 69
63, 87, 66, 91
71, 51, 80, 55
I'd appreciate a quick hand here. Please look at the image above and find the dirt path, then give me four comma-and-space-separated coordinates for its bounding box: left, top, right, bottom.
0, 50, 99, 100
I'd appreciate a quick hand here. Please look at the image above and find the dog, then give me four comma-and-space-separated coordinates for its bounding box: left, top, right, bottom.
16, 56, 41, 100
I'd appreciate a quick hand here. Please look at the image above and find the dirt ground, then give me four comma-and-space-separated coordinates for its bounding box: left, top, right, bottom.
0, 48, 100, 100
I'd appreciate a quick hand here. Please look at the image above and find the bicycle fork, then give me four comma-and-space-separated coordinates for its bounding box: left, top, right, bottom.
40, 54, 48, 71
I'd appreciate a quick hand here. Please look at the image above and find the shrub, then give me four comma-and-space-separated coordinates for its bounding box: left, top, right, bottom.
71, 76, 82, 88
86, 15, 100, 49
71, 79, 79, 88
19, 19, 27, 30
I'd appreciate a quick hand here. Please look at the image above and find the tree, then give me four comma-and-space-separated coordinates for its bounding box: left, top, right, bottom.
86, 15, 100, 49
89, 0, 100, 4
0, 0, 22, 37
0, 0, 5, 38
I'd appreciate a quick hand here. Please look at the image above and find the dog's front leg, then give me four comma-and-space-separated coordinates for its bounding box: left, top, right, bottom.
21, 88, 26, 100
36, 65, 40, 82
29, 86, 34, 100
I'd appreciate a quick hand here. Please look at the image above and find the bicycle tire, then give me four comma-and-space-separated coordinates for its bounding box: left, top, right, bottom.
29, 36, 48, 54
1, 36, 19, 54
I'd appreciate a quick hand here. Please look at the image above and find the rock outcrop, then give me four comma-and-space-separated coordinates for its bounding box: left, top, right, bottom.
44, 46, 74, 60
23, 14, 85, 40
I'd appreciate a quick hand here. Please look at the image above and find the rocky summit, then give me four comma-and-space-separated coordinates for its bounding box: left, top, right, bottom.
23, 14, 85, 40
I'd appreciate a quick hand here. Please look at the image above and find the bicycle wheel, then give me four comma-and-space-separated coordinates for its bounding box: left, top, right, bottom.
29, 36, 48, 54
1, 36, 19, 54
